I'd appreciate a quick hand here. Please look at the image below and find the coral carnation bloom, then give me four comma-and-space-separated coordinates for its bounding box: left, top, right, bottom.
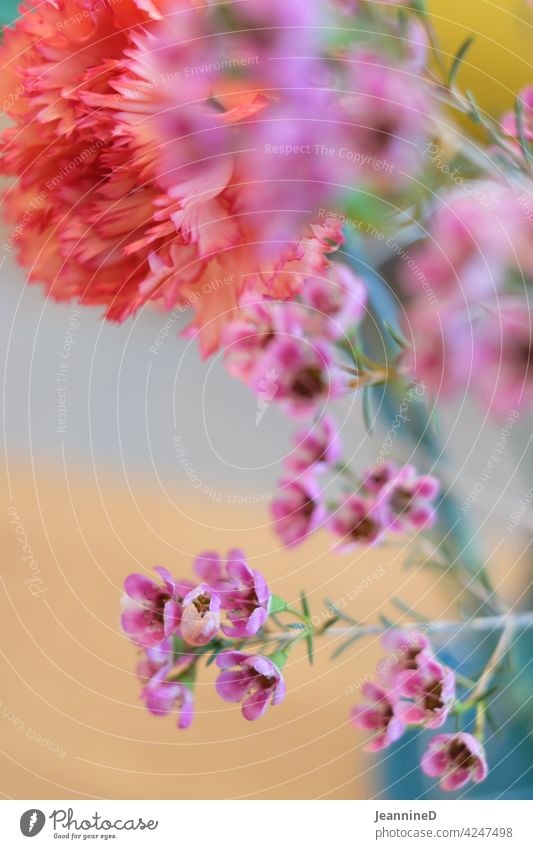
0, 0, 342, 355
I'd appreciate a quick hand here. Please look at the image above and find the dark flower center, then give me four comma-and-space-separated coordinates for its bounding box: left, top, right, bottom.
391, 487, 413, 514
424, 679, 444, 713
301, 497, 316, 520
349, 516, 377, 540
291, 366, 324, 399
403, 646, 423, 670
193, 593, 211, 615
449, 738, 475, 769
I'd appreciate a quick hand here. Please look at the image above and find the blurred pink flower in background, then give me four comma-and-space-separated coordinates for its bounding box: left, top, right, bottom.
300, 266, 368, 340
252, 338, 346, 415
285, 415, 343, 475
474, 298, 533, 416
329, 493, 384, 551
272, 476, 326, 547
402, 303, 474, 400
378, 465, 440, 532
501, 86, 533, 140
350, 683, 406, 751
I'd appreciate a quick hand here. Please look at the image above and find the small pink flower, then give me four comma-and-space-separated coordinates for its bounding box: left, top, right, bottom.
380, 628, 433, 675
378, 465, 440, 532
215, 651, 286, 721
121, 567, 185, 648
329, 494, 384, 551
301, 265, 367, 341
501, 86, 533, 141
285, 415, 342, 475
142, 667, 194, 730
194, 549, 271, 638
421, 733, 488, 791
402, 303, 474, 400
378, 628, 434, 686
395, 657, 456, 729
341, 49, 432, 186
222, 299, 301, 383
180, 584, 221, 647
361, 461, 401, 493
136, 638, 196, 683
350, 683, 406, 752
272, 476, 326, 548
474, 298, 533, 417
252, 337, 345, 416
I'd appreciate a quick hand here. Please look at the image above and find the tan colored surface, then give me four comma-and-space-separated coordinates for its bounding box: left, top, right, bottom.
0, 461, 465, 800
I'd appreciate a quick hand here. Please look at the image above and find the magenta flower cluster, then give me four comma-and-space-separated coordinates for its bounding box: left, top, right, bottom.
272, 421, 440, 549
223, 260, 367, 417
351, 630, 488, 792
122, 551, 284, 727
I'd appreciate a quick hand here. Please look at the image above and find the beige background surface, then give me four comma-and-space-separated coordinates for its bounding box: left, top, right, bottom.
0, 462, 464, 800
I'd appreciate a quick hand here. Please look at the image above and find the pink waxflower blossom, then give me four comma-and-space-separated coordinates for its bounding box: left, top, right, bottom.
402, 303, 474, 400
142, 667, 194, 730
421, 733, 489, 791
272, 476, 326, 548
215, 651, 286, 721
286, 415, 342, 474
252, 338, 346, 416
350, 683, 406, 752
403, 185, 533, 306
474, 298, 533, 417
361, 461, 401, 493
378, 465, 440, 532
300, 265, 367, 340
136, 637, 196, 683
194, 549, 271, 638
222, 298, 302, 383
501, 86, 533, 141
341, 49, 432, 186
121, 567, 186, 648
180, 584, 221, 647
380, 628, 433, 676
395, 657, 456, 729
329, 494, 384, 551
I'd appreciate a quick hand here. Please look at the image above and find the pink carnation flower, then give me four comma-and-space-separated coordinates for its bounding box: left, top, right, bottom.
215, 651, 286, 721
421, 733, 488, 791
272, 476, 326, 548
285, 415, 342, 475
0, 0, 343, 357
350, 683, 406, 752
